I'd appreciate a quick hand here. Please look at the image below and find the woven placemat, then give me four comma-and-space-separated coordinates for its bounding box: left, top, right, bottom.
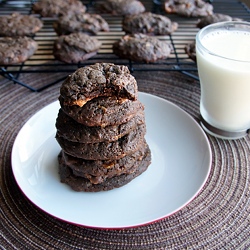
0, 70, 249, 250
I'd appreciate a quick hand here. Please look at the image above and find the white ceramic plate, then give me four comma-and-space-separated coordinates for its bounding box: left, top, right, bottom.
12, 92, 212, 229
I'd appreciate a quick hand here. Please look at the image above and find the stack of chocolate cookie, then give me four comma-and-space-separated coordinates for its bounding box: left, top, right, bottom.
56, 63, 151, 192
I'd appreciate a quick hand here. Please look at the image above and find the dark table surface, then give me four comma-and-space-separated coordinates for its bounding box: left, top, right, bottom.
1, 1, 250, 249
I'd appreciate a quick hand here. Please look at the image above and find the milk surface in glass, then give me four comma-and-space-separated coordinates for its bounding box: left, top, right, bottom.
196, 22, 250, 134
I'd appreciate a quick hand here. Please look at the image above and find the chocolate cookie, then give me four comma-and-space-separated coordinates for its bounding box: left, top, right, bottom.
56, 123, 146, 160
56, 62, 151, 192
113, 34, 173, 63
59, 142, 149, 184
197, 13, 242, 29
53, 33, 101, 64
59, 63, 138, 107
122, 12, 178, 35
0, 13, 43, 37
164, 0, 213, 17
32, 0, 86, 17
0, 36, 38, 65
53, 13, 109, 36
98, 0, 145, 16
184, 41, 196, 62
56, 108, 145, 143
59, 96, 144, 127
58, 145, 151, 192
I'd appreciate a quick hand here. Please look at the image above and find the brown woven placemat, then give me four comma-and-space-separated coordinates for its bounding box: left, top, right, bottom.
0, 70, 249, 250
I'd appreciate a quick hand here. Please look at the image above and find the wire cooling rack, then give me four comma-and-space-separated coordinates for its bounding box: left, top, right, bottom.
0, 0, 249, 91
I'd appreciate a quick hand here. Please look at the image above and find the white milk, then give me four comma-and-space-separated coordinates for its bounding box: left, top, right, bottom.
196, 29, 250, 132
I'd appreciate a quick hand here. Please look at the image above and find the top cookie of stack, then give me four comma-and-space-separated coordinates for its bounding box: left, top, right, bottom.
56, 63, 151, 192
59, 63, 138, 109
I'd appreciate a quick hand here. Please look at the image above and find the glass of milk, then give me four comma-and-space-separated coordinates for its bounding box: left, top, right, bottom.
196, 21, 250, 139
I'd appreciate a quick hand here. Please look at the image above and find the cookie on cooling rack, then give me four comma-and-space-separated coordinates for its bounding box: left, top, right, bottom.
184, 41, 196, 62
53, 32, 102, 64
0, 37, 38, 65
164, 0, 213, 17
0, 12, 43, 37
53, 12, 109, 36
32, 0, 86, 17
58, 145, 151, 192
197, 13, 243, 28
113, 34, 173, 63
122, 12, 178, 35
98, 0, 145, 15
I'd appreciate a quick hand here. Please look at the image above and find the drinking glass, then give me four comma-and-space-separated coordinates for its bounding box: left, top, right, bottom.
196, 21, 250, 139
